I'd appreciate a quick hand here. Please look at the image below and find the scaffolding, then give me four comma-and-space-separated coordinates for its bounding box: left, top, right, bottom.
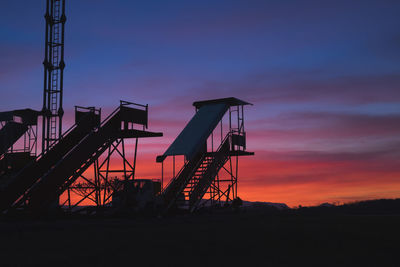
60, 101, 163, 211
158, 97, 253, 212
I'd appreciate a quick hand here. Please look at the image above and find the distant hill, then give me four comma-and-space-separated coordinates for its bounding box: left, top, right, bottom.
239, 198, 400, 215
242, 200, 289, 210
296, 198, 400, 215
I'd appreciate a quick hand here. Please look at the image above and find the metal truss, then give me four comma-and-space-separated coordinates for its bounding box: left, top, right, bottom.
62, 137, 139, 210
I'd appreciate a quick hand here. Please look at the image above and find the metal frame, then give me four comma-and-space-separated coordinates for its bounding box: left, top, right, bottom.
61, 101, 150, 211
62, 137, 138, 210
0, 117, 38, 158
198, 104, 245, 208
42, 0, 66, 153
161, 102, 250, 211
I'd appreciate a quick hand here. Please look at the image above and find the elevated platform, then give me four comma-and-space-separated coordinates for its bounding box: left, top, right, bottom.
119, 129, 162, 139
0, 108, 40, 125
0, 108, 41, 156
0, 109, 101, 212
13, 102, 162, 212
206, 151, 255, 157
159, 97, 253, 213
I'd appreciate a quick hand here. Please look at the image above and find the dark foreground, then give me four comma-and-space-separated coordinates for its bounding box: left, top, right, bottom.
0, 206, 399, 267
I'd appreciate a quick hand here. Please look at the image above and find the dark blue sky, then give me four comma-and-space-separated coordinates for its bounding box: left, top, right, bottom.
1, 0, 400, 205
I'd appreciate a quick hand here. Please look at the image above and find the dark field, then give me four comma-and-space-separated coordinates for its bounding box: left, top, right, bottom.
0, 207, 399, 267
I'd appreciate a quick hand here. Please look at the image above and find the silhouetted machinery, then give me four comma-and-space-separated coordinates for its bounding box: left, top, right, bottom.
112, 179, 162, 211
0, 0, 254, 216
0, 101, 162, 213
0, 0, 162, 214
157, 97, 253, 213
0, 109, 40, 190
109, 97, 253, 214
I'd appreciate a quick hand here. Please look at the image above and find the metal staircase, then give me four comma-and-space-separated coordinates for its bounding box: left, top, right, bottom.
162, 133, 232, 212
188, 134, 231, 211
0, 109, 100, 212
159, 97, 253, 214
15, 103, 161, 212
162, 149, 205, 211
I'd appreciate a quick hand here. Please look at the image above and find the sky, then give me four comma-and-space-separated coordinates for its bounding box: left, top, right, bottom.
1, 0, 400, 207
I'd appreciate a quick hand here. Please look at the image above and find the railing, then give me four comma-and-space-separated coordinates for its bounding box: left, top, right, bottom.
35, 107, 101, 162
120, 100, 148, 110
163, 131, 233, 194
162, 132, 234, 212
163, 153, 205, 196
188, 132, 232, 211
10, 108, 103, 208
10, 100, 147, 209
216, 131, 232, 153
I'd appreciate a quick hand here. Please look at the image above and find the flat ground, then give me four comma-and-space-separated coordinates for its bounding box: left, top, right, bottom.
0, 208, 399, 267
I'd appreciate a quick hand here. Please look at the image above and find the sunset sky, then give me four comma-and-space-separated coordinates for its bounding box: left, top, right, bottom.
1, 0, 400, 207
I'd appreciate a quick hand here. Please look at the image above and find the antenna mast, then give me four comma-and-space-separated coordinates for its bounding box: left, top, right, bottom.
42, 0, 66, 152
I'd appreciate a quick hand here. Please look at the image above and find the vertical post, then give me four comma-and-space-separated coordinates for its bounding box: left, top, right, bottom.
121, 139, 127, 181
161, 161, 164, 192
237, 105, 240, 134
229, 106, 232, 133
67, 187, 71, 211
216, 173, 221, 204
235, 155, 238, 199
103, 146, 111, 206
42, 0, 49, 154
229, 155, 234, 199
241, 105, 244, 133
132, 137, 138, 180
94, 159, 99, 206
58, 0, 66, 139
34, 125, 38, 156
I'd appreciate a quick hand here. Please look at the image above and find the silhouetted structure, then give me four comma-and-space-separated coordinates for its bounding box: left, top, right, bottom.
0, 109, 40, 156
0, 109, 40, 193
62, 101, 162, 210
42, 0, 66, 153
0, 101, 162, 213
158, 97, 253, 213
0, 0, 255, 216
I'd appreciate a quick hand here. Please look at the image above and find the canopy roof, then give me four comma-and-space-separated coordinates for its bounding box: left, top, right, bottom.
157, 103, 229, 162
193, 97, 252, 109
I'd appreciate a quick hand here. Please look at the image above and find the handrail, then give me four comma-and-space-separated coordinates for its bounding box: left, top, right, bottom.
164, 132, 232, 191
35, 122, 75, 161
30, 100, 141, 172
7, 110, 103, 209
119, 100, 149, 129
189, 134, 231, 210
216, 131, 232, 152
12, 108, 112, 208
99, 106, 120, 128
163, 132, 233, 206
120, 100, 148, 109
10, 101, 146, 209
35, 110, 99, 161
164, 153, 205, 192
74, 106, 100, 112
